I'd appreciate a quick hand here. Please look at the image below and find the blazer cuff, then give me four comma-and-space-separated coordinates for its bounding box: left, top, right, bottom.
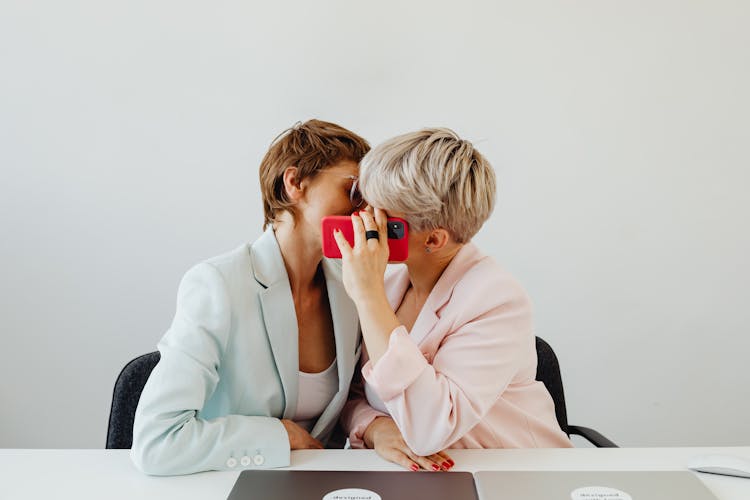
362, 326, 429, 402
233, 417, 291, 470
347, 408, 389, 449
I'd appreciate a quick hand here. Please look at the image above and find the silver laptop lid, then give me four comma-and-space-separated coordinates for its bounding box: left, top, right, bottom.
227, 470, 478, 500
474, 471, 718, 500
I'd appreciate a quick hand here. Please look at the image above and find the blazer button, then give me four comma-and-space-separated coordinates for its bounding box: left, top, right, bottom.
240, 456, 251, 467
253, 454, 265, 466
226, 457, 238, 468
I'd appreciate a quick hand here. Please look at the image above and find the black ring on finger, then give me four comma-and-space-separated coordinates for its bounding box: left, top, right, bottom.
365, 230, 379, 241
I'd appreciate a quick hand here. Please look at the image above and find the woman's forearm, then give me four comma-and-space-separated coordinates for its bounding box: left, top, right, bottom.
354, 292, 400, 364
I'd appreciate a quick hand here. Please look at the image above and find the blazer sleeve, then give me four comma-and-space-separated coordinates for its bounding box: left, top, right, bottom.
130, 262, 290, 475
361, 300, 531, 456
339, 358, 389, 448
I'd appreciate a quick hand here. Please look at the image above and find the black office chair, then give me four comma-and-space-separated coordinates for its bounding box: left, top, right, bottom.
107, 341, 616, 449
106, 351, 161, 449
535, 336, 617, 447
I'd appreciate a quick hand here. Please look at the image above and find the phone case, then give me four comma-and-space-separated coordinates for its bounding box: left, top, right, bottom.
321, 215, 409, 262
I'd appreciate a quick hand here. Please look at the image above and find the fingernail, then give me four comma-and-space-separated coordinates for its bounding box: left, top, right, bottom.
442, 461, 451, 469
410, 464, 419, 471
448, 459, 455, 466
431, 464, 440, 471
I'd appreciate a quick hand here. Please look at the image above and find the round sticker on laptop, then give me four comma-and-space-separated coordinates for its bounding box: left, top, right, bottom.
323, 488, 382, 500
571, 486, 632, 500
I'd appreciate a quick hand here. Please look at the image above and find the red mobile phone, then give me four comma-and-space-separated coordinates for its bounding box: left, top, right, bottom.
321, 215, 409, 262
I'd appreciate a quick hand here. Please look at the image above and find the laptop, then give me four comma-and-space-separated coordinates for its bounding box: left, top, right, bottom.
226, 470, 478, 500
474, 471, 719, 500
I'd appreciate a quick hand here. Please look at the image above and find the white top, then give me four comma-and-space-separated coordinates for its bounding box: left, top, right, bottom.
293, 358, 338, 431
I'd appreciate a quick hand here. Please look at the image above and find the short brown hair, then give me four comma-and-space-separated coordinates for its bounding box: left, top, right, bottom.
260, 119, 370, 229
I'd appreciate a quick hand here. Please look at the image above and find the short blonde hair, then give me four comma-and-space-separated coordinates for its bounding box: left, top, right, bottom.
359, 128, 496, 243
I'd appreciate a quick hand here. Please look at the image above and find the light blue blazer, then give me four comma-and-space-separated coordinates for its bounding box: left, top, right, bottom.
131, 228, 361, 475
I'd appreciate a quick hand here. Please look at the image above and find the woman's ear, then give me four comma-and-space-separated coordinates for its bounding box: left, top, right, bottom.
424, 229, 451, 253
282, 166, 304, 201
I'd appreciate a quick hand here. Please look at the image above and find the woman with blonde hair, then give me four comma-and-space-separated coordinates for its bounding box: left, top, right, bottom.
336, 128, 572, 472
131, 119, 369, 475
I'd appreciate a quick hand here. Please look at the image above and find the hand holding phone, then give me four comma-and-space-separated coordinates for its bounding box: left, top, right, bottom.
321, 215, 408, 262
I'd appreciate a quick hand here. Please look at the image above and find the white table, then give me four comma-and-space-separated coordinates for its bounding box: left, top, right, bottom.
1, 447, 748, 499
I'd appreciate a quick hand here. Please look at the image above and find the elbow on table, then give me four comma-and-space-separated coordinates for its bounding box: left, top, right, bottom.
130, 433, 183, 476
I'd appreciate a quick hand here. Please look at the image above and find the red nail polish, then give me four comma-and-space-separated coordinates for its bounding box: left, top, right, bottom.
448, 459, 455, 466
410, 464, 419, 471
442, 461, 450, 469
431, 464, 440, 471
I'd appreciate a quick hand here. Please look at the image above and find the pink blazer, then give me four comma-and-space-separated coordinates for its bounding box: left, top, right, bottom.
341, 243, 573, 455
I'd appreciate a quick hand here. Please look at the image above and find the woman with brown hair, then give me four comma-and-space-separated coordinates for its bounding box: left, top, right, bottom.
131, 120, 369, 475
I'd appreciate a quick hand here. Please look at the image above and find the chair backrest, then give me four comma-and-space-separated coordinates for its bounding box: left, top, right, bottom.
534, 336, 569, 435
106, 351, 161, 449
106, 341, 569, 447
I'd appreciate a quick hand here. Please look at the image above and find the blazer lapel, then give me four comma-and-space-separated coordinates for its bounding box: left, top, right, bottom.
324, 258, 359, 392
384, 263, 440, 345
384, 264, 411, 310
310, 258, 360, 438
409, 243, 486, 345
408, 304, 440, 346
252, 228, 299, 419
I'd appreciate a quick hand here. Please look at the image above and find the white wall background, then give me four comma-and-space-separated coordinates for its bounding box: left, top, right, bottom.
1, 0, 748, 449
